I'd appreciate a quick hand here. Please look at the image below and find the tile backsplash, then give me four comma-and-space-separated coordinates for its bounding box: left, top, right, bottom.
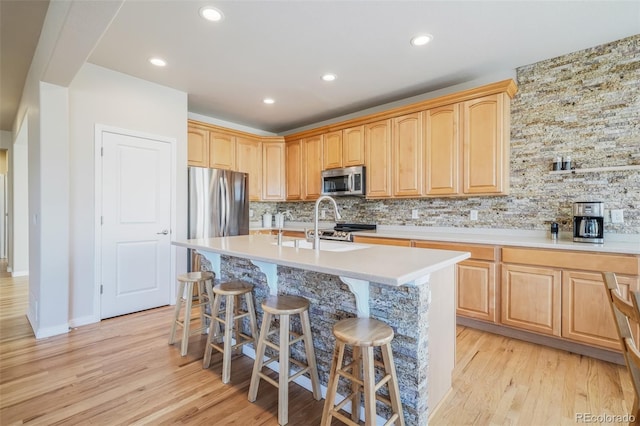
253, 35, 640, 234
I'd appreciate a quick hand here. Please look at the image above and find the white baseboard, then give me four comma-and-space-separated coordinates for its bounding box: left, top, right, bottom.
33, 323, 69, 339
11, 270, 29, 277
69, 315, 100, 328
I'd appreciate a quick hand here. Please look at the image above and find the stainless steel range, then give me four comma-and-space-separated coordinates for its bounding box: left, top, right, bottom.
307, 223, 377, 242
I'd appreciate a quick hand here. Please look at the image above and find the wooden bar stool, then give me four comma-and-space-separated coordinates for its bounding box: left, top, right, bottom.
168, 270, 215, 356
203, 280, 259, 384
248, 295, 321, 425
321, 318, 405, 426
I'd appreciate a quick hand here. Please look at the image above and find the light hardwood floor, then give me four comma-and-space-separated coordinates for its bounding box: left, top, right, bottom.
0, 273, 634, 425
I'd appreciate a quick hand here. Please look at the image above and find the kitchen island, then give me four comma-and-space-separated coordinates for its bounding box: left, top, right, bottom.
173, 234, 470, 425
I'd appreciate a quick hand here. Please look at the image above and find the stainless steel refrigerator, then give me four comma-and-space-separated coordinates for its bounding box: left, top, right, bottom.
188, 167, 250, 241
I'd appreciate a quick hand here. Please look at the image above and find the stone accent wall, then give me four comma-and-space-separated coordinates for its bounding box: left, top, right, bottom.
254, 35, 640, 234
218, 256, 431, 424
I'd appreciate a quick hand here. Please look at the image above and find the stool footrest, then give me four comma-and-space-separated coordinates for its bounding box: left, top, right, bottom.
257, 371, 280, 388
288, 366, 310, 382
329, 409, 359, 426
336, 369, 364, 386
375, 373, 392, 392
261, 355, 279, 368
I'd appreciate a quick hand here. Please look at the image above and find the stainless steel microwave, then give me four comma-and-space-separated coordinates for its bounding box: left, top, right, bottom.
321, 166, 365, 196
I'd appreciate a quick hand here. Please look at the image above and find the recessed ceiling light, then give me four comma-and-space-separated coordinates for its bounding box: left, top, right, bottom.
410, 34, 433, 47
200, 7, 223, 22
322, 73, 337, 82
149, 57, 167, 67
263, 98, 275, 105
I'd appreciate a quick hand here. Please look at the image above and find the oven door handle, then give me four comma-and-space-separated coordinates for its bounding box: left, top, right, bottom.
348, 174, 354, 193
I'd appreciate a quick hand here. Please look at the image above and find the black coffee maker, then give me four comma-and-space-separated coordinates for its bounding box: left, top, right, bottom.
573, 202, 604, 243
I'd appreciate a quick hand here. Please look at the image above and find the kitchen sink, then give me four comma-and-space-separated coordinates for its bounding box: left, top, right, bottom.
272, 239, 368, 252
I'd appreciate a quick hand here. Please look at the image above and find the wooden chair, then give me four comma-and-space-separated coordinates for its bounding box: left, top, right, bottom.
321, 317, 405, 426
603, 271, 640, 424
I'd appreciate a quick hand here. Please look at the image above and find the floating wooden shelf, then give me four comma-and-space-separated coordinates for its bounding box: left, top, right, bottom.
549, 165, 640, 175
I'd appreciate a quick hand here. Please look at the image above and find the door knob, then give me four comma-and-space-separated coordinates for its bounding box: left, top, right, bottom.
156, 229, 169, 235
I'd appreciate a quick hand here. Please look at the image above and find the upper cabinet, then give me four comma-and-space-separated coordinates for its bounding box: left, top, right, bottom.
462, 93, 510, 195
393, 113, 423, 197
365, 120, 393, 198
424, 104, 460, 196
236, 137, 262, 201
302, 135, 324, 200
262, 141, 286, 201
343, 126, 365, 167
187, 126, 210, 168
187, 120, 285, 201
323, 131, 343, 170
285, 140, 303, 201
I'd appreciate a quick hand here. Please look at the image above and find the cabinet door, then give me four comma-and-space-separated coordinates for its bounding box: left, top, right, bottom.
352, 236, 412, 247
187, 127, 209, 167
462, 93, 509, 195
457, 260, 497, 322
343, 125, 365, 166
501, 264, 561, 336
562, 271, 639, 350
393, 113, 422, 197
302, 135, 323, 200
285, 141, 302, 200
365, 120, 392, 198
209, 132, 236, 170
236, 137, 262, 201
323, 131, 343, 170
424, 104, 460, 195
262, 142, 285, 201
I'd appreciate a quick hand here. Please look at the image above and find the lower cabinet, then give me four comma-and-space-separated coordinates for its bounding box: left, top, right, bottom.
457, 260, 497, 322
501, 264, 561, 336
352, 236, 412, 247
561, 271, 639, 350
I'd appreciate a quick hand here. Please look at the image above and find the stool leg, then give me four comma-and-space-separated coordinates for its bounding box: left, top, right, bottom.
204, 279, 215, 333
351, 345, 362, 422
203, 292, 222, 368
381, 343, 405, 426
248, 312, 272, 402
278, 313, 290, 425
321, 341, 345, 426
233, 295, 243, 356
300, 310, 321, 400
180, 282, 194, 356
169, 281, 185, 345
362, 346, 376, 426
222, 294, 235, 384
245, 293, 259, 348
197, 281, 207, 334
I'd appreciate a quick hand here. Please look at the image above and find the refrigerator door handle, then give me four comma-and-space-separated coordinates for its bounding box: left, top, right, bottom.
218, 175, 227, 235
223, 173, 231, 236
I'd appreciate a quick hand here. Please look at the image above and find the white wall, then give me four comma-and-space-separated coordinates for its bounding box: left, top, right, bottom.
11, 124, 28, 278
68, 63, 188, 326
0, 130, 19, 275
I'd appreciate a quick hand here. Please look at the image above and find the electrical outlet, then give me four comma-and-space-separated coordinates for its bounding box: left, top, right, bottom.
321, 209, 326, 219
611, 209, 624, 224
249, 209, 254, 218
470, 210, 478, 221
411, 209, 419, 219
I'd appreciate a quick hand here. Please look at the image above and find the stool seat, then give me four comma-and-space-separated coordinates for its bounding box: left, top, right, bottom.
262, 294, 309, 315
248, 294, 320, 425
333, 317, 394, 347
322, 317, 405, 426
213, 280, 254, 296
168, 269, 215, 356
204, 280, 258, 384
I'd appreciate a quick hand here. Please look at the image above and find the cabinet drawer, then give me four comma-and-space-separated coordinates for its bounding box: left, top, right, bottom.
353, 236, 412, 247
502, 247, 639, 275
414, 241, 497, 261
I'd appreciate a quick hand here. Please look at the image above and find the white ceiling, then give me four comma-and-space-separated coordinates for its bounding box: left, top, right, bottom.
2, 1, 639, 134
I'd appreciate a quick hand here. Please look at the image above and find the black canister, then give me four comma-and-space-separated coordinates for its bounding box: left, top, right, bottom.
550, 222, 559, 240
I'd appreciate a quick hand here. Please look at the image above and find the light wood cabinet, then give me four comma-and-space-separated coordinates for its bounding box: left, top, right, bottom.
562, 271, 639, 350
285, 141, 303, 201
209, 131, 236, 170
235, 137, 262, 201
323, 131, 343, 170
262, 141, 285, 201
282, 230, 306, 238
462, 93, 509, 195
393, 113, 423, 197
187, 127, 210, 167
424, 104, 460, 195
414, 240, 498, 322
365, 120, 392, 198
302, 135, 323, 200
501, 264, 561, 336
343, 125, 365, 167
352, 236, 412, 247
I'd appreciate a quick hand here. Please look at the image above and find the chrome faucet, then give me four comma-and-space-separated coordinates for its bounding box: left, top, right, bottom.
313, 195, 342, 251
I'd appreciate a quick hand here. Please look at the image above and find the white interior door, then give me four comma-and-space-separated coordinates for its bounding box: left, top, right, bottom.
100, 131, 172, 319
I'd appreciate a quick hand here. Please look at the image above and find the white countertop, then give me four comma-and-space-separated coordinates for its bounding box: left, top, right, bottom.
172, 234, 470, 286
250, 222, 639, 255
